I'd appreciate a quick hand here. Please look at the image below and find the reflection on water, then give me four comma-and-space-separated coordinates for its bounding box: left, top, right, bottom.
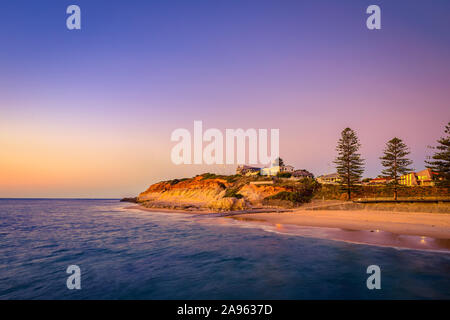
0, 199, 449, 299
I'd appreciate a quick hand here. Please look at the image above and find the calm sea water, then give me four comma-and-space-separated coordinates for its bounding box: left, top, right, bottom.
0, 199, 449, 299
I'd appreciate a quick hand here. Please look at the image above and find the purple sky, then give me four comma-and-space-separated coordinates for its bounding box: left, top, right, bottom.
0, 0, 449, 197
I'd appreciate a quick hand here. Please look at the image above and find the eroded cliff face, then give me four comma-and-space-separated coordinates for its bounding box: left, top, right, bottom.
138, 176, 243, 211
137, 175, 288, 211
238, 184, 287, 204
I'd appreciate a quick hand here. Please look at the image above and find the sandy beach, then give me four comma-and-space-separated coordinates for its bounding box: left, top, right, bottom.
129, 205, 450, 238
128, 204, 450, 251
231, 210, 450, 239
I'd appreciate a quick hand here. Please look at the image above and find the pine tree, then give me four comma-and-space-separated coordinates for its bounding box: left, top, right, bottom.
426, 122, 450, 187
334, 128, 365, 200
275, 157, 284, 166
380, 137, 413, 200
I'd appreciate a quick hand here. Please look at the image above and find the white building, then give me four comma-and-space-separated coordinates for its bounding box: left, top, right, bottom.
260, 165, 294, 176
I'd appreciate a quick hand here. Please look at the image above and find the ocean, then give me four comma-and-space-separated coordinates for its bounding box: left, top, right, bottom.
0, 199, 449, 299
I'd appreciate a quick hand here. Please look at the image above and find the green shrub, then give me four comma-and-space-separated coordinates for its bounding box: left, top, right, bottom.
265, 191, 310, 203
222, 175, 240, 183
224, 188, 244, 199
217, 182, 227, 189
201, 173, 218, 180
314, 184, 450, 200
264, 179, 320, 205
168, 178, 189, 185
200, 173, 241, 183
277, 172, 292, 178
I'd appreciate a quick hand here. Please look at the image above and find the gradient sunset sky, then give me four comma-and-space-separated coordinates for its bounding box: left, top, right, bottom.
1, 0, 449, 198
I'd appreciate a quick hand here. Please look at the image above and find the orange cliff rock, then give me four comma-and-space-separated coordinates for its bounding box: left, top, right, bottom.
238, 184, 288, 204
137, 175, 289, 211
138, 176, 243, 211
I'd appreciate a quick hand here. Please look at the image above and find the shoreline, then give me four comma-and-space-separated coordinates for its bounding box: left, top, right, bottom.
126, 204, 450, 252
230, 209, 450, 239
125, 205, 214, 215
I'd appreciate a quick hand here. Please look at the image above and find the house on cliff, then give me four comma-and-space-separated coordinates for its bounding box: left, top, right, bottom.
236, 165, 261, 176
399, 169, 437, 186
317, 173, 341, 184
292, 169, 314, 179
261, 164, 294, 176
236, 163, 308, 177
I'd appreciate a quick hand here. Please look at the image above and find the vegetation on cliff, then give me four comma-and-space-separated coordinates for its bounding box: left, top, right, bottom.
263, 179, 320, 208
136, 172, 449, 212
137, 173, 317, 211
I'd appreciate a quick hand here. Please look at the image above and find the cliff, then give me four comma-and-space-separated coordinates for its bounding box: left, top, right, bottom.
135, 173, 448, 212
137, 174, 292, 211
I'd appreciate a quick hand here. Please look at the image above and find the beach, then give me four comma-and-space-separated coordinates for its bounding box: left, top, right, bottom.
128, 204, 450, 251
130, 205, 450, 238
231, 209, 450, 239
3, 199, 450, 299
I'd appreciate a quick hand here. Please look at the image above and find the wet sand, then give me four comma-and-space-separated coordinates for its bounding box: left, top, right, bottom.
228, 210, 450, 251
127, 205, 450, 251
230, 210, 450, 239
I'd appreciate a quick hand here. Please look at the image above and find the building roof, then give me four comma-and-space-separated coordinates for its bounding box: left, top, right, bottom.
400, 168, 436, 180
370, 177, 391, 181
292, 169, 314, 177
237, 165, 260, 171
237, 165, 260, 169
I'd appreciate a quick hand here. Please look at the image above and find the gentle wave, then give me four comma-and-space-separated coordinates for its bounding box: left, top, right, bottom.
0, 199, 449, 299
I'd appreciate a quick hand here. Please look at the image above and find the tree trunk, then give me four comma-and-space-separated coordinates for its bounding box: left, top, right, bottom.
347, 166, 351, 201
394, 155, 397, 201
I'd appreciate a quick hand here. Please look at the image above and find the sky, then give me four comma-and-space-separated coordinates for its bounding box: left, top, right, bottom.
0, 0, 449, 198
